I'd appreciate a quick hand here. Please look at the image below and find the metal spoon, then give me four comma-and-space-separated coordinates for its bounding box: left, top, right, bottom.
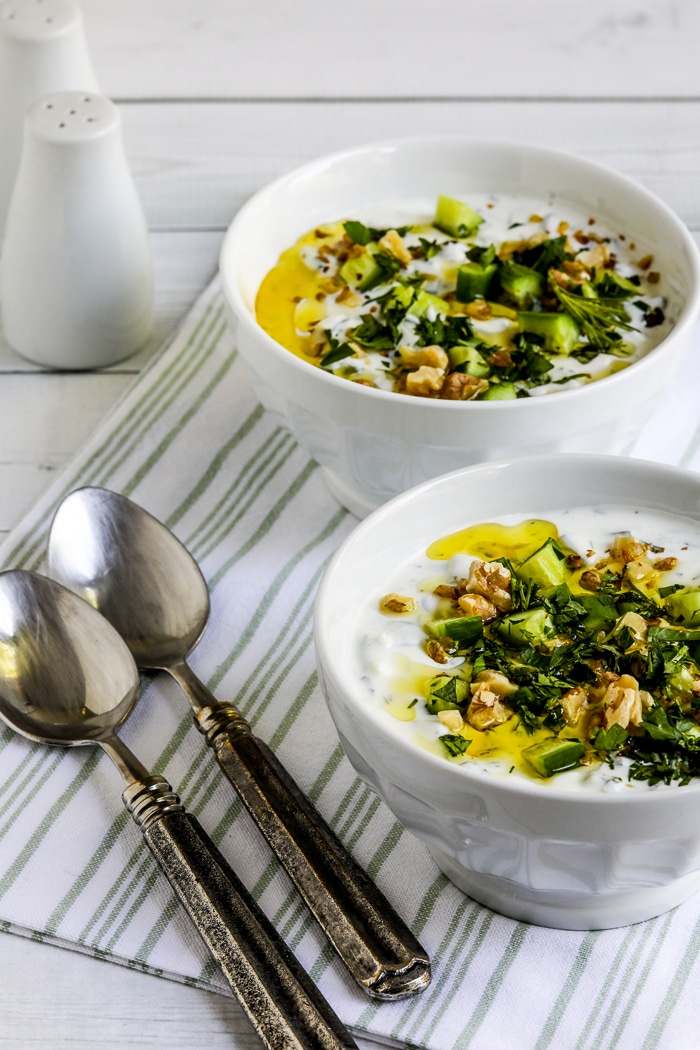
47, 487, 431, 999
0, 570, 357, 1050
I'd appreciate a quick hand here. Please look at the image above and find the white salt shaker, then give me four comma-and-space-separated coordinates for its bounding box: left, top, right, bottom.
0, 92, 153, 369
0, 0, 99, 242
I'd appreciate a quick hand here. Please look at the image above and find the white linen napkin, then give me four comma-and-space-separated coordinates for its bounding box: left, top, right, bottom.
1, 276, 700, 1050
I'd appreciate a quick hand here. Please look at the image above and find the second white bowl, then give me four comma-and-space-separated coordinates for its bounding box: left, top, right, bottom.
220, 137, 700, 516
315, 454, 700, 930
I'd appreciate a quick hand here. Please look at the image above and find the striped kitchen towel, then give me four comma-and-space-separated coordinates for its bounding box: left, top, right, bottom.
1, 275, 700, 1050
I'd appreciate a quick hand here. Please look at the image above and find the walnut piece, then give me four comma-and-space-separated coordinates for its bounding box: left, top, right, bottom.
602, 673, 644, 730
579, 570, 601, 592
379, 593, 416, 615
560, 686, 589, 727
437, 710, 464, 732
440, 373, 489, 401
466, 685, 513, 730
378, 229, 412, 267
463, 300, 492, 321
470, 669, 518, 699
615, 611, 648, 645
611, 535, 646, 563
405, 365, 445, 397
576, 243, 610, 271
426, 638, 450, 664
336, 285, 363, 308
434, 583, 459, 600
457, 592, 498, 623
463, 559, 513, 613
399, 344, 449, 371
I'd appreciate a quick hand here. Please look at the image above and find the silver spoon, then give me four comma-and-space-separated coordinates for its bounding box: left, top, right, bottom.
47, 486, 431, 999
0, 570, 357, 1050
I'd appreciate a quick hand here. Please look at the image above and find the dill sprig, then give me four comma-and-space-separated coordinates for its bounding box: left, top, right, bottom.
554, 285, 637, 354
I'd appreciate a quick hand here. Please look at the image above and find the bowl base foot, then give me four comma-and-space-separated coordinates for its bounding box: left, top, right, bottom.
321, 467, 384, 519
427, 844, 700, 930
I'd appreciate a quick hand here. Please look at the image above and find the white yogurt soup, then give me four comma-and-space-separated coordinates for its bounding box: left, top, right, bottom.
256, 192, 675, 401
353, 506, 700, 792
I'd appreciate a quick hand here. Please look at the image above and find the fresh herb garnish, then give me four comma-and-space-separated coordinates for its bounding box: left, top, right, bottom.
514, 235, 569, 274
595, 272, 636, 299
553, 285, 637, 353
306, 200, 664, 397
466, 243, 497, 267
412, 518, 700, 786
348, 314, 397, 351
418, 237, 442, 260
343, 220, 410, 245
319, 334, 355, 368
593, 724, 629, 751
415, 313, 473, 349
440, 734, 471, 757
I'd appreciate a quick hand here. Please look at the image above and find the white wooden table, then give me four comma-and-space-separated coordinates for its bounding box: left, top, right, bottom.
1, 1, 699, 1045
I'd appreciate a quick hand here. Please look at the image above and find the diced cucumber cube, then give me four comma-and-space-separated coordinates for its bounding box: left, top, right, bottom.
664, 588, 700, 627
523, 738, 586, 777
425, 616, 483, 644
480, 382, 516, 401
426, 675, 469, 713
386, 283, 414, 313
667, 666, 697, 700
448, 344, 491, 378
499, 262, 543, 306
456, 263, 497, 302
518, 311, 581, 354
407, 290, 450, 318
517, 537, 570, 590
494, 607, 554, 647
339, 248, 383, 291
576, 593, 618, 636
434, 195, 484, 238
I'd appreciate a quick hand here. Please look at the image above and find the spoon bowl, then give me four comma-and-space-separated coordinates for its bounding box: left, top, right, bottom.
48, 485, 208, 667
0, 569, 138, 745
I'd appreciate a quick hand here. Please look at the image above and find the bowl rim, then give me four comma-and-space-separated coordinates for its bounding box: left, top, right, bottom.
314, 451, 700, 804
220, 133, 700, 414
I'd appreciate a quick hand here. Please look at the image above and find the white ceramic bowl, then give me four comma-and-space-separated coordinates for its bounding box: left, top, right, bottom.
315, 454, 700, 930
220, 136, 700, 518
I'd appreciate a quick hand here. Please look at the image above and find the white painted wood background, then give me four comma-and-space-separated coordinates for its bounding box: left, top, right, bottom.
0, 0, 698, 1045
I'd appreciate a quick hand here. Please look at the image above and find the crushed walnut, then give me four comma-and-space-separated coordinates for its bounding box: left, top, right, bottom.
379, 593, 416, 615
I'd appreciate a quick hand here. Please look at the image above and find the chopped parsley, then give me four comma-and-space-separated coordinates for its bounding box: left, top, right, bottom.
411, 528, 700, 785
343, 220, 410, 245
418, 237, 442, 260
287, 196, 667, 398
319, 334, 355, 368
440, 734, 471, 758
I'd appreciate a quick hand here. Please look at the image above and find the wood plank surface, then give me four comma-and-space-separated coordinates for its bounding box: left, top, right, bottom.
77, 0, 700, 101
0, 934, 376, 1050
118, 100, 700, 232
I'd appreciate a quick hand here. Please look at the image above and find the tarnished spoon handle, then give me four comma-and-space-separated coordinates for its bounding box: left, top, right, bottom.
123, 776, 357, 1050
192, 697, 431, 1000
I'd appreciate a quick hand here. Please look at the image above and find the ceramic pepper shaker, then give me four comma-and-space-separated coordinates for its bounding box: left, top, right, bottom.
0, 91, 153, 369
0, 0, 99, 242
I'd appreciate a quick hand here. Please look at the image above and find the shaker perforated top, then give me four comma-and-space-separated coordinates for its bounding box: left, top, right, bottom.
0, 0, 82, 42
27, 91, 118, 143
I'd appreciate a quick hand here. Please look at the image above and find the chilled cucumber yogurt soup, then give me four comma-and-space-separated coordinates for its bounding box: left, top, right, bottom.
354, 508, 700, 791
256, 193, 674, 400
